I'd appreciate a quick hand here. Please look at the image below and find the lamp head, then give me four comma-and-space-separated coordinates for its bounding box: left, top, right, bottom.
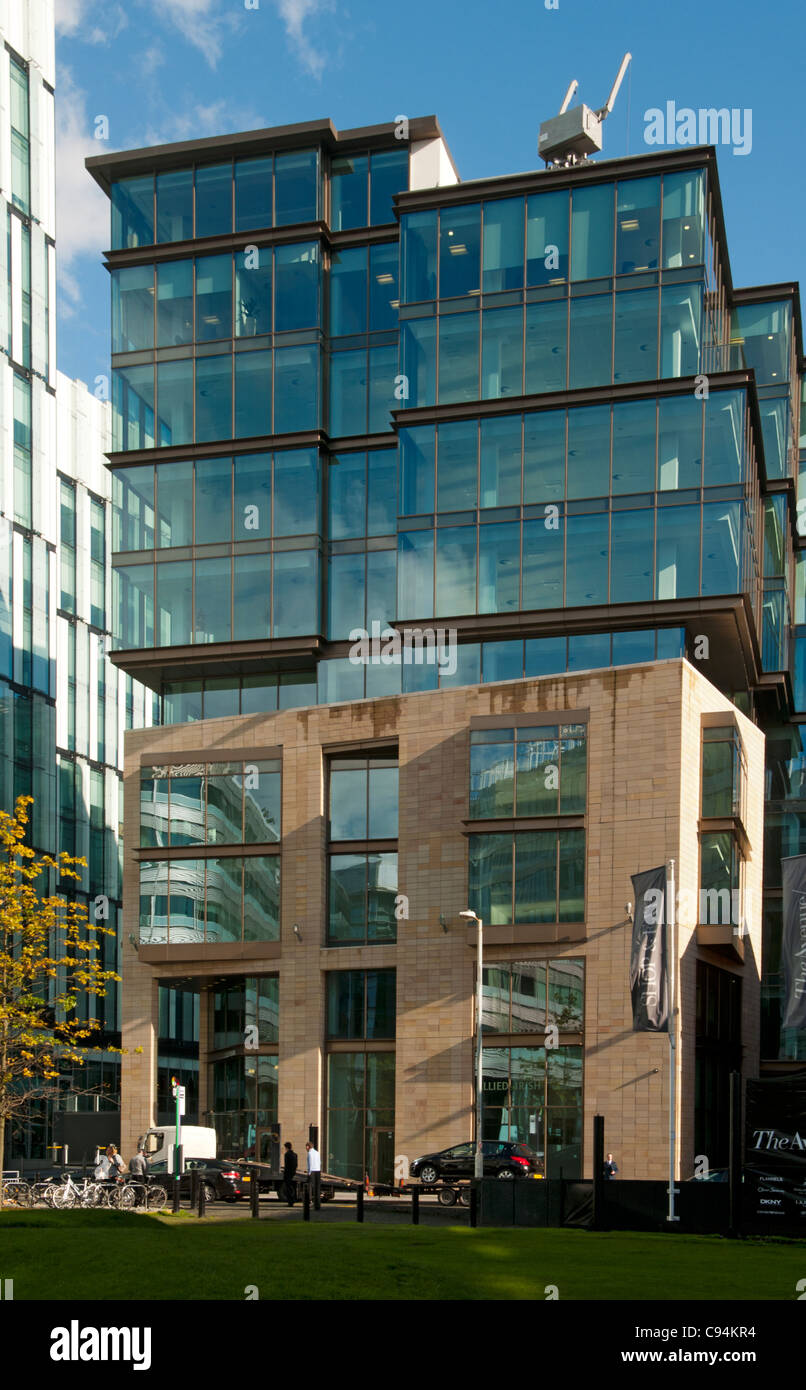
459, 910, 478, 921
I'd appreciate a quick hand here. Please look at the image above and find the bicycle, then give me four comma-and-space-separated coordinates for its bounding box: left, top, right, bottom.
0, 1177, 32, 1208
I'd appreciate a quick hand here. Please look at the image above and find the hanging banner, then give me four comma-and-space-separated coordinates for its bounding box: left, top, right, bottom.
630, 865, 669, 1032
781, 855, 806, 1032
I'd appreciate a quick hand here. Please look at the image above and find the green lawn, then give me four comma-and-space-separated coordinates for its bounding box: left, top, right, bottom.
1, 1211, 804, 1300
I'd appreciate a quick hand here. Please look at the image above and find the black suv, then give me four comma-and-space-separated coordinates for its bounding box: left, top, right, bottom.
410, 1140, 543, 1182
147, 1157, 251, 1203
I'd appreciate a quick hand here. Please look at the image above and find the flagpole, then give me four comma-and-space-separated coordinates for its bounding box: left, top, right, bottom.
667, 858, 678, 1222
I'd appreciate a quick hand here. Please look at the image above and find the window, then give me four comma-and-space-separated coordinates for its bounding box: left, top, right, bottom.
9, 57, 30, 214
139, 857, 280, 943
326, 970, 396, 1039
699, 832, 742, 927
328, 853, 398, 944
702, 725, 746, 820
327, 1051, 395, 1184
140, 760, 281, 845
60, 480, 76, 614
480, 1044, 582, 1177
13, 373, 32, 527
469, 829, 585, 924
469, 725, 586, 817
329, 755, 398, 840
481, 958, 584, 1032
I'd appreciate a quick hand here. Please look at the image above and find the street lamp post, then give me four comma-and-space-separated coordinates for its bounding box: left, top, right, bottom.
460, 909, 484, 1180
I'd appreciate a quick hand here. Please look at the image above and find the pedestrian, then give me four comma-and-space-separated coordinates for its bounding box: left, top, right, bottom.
282, 1141, 298, 1206
305, 1140, 321, 1209
128, 1145, 148, 1206
603, 1152, 618, 1179
107, 1144, 126, 1180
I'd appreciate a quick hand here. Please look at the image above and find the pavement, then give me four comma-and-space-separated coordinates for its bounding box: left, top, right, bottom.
165, 1193, 472, 1225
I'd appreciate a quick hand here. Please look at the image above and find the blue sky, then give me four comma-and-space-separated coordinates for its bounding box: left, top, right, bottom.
55, 0, 806, 388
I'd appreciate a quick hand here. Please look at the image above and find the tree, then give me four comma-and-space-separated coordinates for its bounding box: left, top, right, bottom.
0, 796, 120, 1192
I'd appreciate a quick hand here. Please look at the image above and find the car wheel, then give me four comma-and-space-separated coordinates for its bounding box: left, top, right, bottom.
418, 1164, 438, 1184
437, 1186, 457, 1206
497, 1168, 515, 1179
457, 1189, 470, 1207
203, 1183, 217, 1205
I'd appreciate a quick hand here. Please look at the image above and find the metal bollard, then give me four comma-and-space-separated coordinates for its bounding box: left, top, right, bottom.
412, 1187, 420, 1225
303, 1182, 311, 1221
356, 1186, 364, 1223
470, 1183, 478, 1228
190, 1169, 199, 1210
197, 1178, 206, 1217
172, 1178, 180, 1214
251, 1174, 259, 1218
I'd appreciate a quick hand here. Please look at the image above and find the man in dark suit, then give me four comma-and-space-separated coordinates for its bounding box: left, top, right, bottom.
603, 1152, 619, 1179
282, 1141, 298, 1205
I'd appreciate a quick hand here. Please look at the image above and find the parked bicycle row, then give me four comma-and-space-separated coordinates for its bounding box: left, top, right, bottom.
1, 1173, 168, 1211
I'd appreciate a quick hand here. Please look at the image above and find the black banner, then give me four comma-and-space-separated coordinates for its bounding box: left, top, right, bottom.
744, 1070, 806, 1230
781, 854, 806, 1031
630, 865, 669, 1032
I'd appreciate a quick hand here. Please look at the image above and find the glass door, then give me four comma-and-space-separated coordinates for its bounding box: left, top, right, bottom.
367, 1127, 394, 1184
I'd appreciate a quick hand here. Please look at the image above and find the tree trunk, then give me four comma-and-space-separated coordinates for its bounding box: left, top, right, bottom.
0, 1116, 5, 1207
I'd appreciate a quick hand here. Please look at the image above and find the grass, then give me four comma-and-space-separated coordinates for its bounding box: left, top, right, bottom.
1, 1210, 804, 1300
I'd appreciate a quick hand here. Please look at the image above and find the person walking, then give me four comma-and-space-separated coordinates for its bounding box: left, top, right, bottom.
603, 1152, 619, 1179
128, 1146, 148, 1206
305, 1140, 321, 1209
282, 1141, 298, 1206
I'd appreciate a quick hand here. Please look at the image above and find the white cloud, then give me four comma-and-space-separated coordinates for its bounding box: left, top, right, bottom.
144, 0, 241, 69
274, 0, 336, 79
55, 0, 128, 43
54, 67, 111, 305
136, 98, 267, 150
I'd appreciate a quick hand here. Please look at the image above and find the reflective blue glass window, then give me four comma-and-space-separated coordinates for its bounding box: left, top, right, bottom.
610, 510, 653, 602
439, 205, 481, 298
329, 453, 366, 539
196, 254, 232, 341
439, 642, 480, 688
705, 389, 744, 486
331, 246, 367, 335
483, 640, 523, 682
733, 301, 791, 385
656, 627, 685, 658
156, 460, 192, 548
525, 300, 567, 395
162, 682, 202, 723
274, 149, 318, 225
242, 674, 278, 714
480, 521, 520, 613
398, 529, 434, 617
758, 398, 788, 480
234, 247, 271, 337
157, 260, 193, 347
660, 284, 701, 378
368, 344, 397, 433
369, 243, 398, 331
614, 288, 658, 383
273, 344, 319, 433
274, 448, 319, 535
658, 394, 702, 490
481, 414, 521, 507
368, 449, 396, 534
566, 513, 608, 605
195, 457, 232, 544
702, 501, 742, 595
612, 629, 656, 665
438, 312, 479, 402
366, 549, 396, 630
522, 517, 563, 609
567, 632, 610, 671
156, 360, 192, 447
526, 190, 569, 285
272, 549, 319, 636
524, 409, 565, 502
400, 426, 434, 514
612, 399, 656, 493
331, 154, 368, 230
114, 364, 155, 452
482, 307, 523, 399
275, 242, 320, 330
330, 350, 366, 437
233, 455, 270, 542
195, 556, 232, 643
437, 419, 478, 511
320, 660, 364, 705
567, 404, 610, 499
570, 184, 613, 281
195, 164, 232, 238
157, 169, 193, 243
662, 170, 704, 268
235, 349, 271, 438
114, 563, 154, 646
402, 210, 437, 302
235, 156, 272, 231
195, 355, 232, 442
157, 559, 192, 645
483, 198, 524, 292
234, 553, 270, 640
329, 552, 365, 638
112, 175, 154, 249
656, 503, 700, 598
112, 265, 154, 352
400, 318, 436, 407
369, 148, 408, 225
279, 671, 316, 708
525, 635, 566, 676
436, 526, 476, 615
569, 296, 612, 390
112, 465, 154, 550
616, 177, 660, 274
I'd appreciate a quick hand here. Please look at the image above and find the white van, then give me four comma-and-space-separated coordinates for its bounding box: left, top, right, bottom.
139, 1125, 216, 1174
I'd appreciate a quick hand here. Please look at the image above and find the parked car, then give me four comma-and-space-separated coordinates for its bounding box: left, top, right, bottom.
410, 1140, 543, 1182
147, 1157, 251, 1203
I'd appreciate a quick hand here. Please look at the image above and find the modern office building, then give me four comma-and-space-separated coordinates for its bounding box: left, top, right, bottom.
85, 113, 805, 1181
